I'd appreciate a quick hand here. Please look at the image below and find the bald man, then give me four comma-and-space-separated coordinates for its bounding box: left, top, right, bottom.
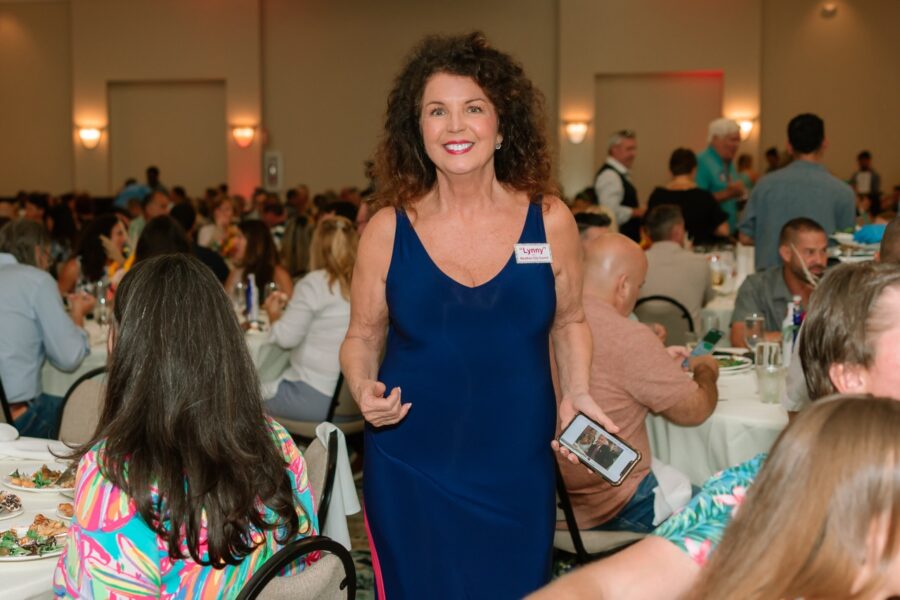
556, 233, 719, 534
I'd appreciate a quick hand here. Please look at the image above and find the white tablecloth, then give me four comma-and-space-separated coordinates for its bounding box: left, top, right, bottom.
0, 438, 71, 600
647, 369, 787, 485
41, 324, 289, 398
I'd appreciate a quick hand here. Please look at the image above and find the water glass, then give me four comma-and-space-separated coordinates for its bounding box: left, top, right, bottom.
744, 314, 765, 350
701, 315, 720, 337
232, 281, 247, 316
755, 342, 785, 404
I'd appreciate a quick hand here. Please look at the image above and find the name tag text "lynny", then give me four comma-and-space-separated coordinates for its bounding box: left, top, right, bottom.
514, 243, 553, 264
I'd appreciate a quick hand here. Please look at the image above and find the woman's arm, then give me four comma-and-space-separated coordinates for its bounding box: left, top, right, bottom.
57, 258, 79, 295
274, 265, 294, 298
267, 275, 317, 349
339, 208, 409, 427
526, 536, 699, 600
543, 198, 618, 436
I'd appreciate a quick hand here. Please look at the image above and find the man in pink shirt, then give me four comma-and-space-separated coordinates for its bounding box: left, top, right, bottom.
557, 233, 719, 532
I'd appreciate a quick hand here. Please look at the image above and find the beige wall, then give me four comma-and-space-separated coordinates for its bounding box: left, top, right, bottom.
2, 0, 897, 200
558, 0, 762, 198
262, 0, 558, 193
70, 0, 261, 197
0, 1, 72, 194
761, 0, 900, 190
108, 81, 228, 196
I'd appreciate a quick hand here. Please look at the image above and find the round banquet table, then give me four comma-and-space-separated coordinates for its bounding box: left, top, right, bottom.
647, 367, 788, 486
41, 321, 290, 398
0, 438, 72, 600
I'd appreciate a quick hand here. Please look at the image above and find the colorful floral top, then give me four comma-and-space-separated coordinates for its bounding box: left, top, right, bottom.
53, 419, 318, 599
653, 453, 765, 566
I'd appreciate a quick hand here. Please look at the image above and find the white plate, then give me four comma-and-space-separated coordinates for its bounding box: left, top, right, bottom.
55, 507, 73, 521
0, 524, 66, 561
0, 547, 64, 561
716, 355, 754, 374
0, 507, 25, 522
59, 489, 75, 500
2, 472, 73, 494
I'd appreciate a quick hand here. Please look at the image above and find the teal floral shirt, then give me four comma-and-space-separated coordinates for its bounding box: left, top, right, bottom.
653, 453, 765, 566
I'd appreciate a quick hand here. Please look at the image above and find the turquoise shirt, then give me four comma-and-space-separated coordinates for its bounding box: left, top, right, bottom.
696, 146, 739, 232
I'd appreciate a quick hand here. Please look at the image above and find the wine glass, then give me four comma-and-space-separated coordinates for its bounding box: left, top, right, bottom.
744, 314, 765, 351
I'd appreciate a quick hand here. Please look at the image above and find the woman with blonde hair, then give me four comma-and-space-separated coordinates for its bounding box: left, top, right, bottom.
687, 394, 900, 600
263, 215, 358, 421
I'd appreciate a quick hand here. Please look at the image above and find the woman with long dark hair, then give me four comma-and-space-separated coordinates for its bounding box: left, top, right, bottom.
56, 214, 129, 294
53, 254, 318, 596
226, 219, 294, 298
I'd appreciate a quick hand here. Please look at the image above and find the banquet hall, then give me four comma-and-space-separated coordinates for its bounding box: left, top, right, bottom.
1, 1, 899, 599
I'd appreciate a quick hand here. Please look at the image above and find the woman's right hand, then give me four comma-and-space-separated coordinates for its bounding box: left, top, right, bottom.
99, 234, 126, 265
356, 380, 410, 427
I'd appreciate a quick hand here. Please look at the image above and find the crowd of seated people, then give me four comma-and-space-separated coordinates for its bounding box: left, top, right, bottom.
0, 169, 371, 441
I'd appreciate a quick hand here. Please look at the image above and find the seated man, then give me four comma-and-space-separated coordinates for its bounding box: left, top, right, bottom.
781, 216, 900, 419
557, 233, 719, 533
0, 220, 94, 438
640, 204, 713, 329
729, 217, 827, 347
532, 260, 900, 600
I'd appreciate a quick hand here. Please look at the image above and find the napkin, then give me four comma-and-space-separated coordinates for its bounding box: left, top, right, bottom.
650, 458, 693, 526
0, 438, 71, 462
314, 422, 361, 550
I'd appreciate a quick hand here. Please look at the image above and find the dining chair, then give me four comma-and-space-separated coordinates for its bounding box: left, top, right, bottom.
553, 460, 645, 565
304, 429, 339, 530
236, 536, 356, 600
57, 367, 107, 444
634, 295, 696, 346
274, 374, 364, 442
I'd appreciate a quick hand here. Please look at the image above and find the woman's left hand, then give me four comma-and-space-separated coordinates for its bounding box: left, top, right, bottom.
553, 392, 619, 466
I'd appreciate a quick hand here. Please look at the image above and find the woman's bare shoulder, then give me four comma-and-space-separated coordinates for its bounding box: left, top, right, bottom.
541, 195, 577, 233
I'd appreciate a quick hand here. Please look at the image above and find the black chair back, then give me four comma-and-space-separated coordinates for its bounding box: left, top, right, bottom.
235, 536, 356, 600
554, 459, 591, 564
325, 373, 345, 423
634, 294, 696, 345
318, 430, 339, 531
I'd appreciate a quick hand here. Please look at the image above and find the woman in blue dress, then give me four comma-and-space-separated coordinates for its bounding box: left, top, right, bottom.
340, 32, 616, 599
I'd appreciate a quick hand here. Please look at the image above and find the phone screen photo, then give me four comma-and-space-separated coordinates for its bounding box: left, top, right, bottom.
557, 414, 641, 486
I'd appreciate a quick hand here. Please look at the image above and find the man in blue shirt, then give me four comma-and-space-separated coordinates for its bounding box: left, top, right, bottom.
695, 118, 746, 233
0, 220, 94, 438
738, 113, 855, 271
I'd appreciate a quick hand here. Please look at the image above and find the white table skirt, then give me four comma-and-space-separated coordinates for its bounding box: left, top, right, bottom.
647, 370, 787, 485
0, 439, 72, 600
41, 324, 289, 398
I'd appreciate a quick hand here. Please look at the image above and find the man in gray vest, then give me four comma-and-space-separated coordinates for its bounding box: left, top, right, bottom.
594, 129, 644, 242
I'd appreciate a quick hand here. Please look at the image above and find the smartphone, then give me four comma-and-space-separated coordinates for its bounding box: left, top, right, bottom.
682, 328, 724, 368
557, 413, 642, 486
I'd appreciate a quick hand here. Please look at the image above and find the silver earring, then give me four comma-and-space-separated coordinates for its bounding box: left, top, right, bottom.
495, 142, 502, 150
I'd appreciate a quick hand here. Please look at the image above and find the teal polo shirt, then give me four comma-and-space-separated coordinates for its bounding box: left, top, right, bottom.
696, 145, 739, 233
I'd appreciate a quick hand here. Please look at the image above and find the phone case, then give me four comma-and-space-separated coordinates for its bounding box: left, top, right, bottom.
558, 415, 642, 486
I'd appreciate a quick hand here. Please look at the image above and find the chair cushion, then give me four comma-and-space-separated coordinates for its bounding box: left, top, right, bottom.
257, 553, 347, 600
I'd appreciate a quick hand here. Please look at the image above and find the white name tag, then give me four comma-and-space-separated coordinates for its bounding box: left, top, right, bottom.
514, 243, 553, 264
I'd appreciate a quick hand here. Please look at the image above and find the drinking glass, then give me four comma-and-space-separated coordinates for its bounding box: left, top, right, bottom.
709, 255, 726, 289
754, 342, 785, 404
232, 281, 246, 316
264, 281, 279, 302
744, 314, 765, 351
701, 315, 720, 337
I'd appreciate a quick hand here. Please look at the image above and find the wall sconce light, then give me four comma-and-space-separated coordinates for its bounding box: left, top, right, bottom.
564, 121, 590, 144
231, 126, 256, 148
737, 119, 755, 141
821, 2, 838, 18
77, 127, 103, 150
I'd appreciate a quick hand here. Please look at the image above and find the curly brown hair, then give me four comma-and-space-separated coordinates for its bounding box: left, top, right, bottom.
372, 32, 555, 210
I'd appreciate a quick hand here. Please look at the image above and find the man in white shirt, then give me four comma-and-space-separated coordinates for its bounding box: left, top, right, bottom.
594, 129, 644, 242
640, 205, 713, 331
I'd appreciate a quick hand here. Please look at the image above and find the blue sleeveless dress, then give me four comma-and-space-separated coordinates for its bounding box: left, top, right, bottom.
364, 202, 557, 599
